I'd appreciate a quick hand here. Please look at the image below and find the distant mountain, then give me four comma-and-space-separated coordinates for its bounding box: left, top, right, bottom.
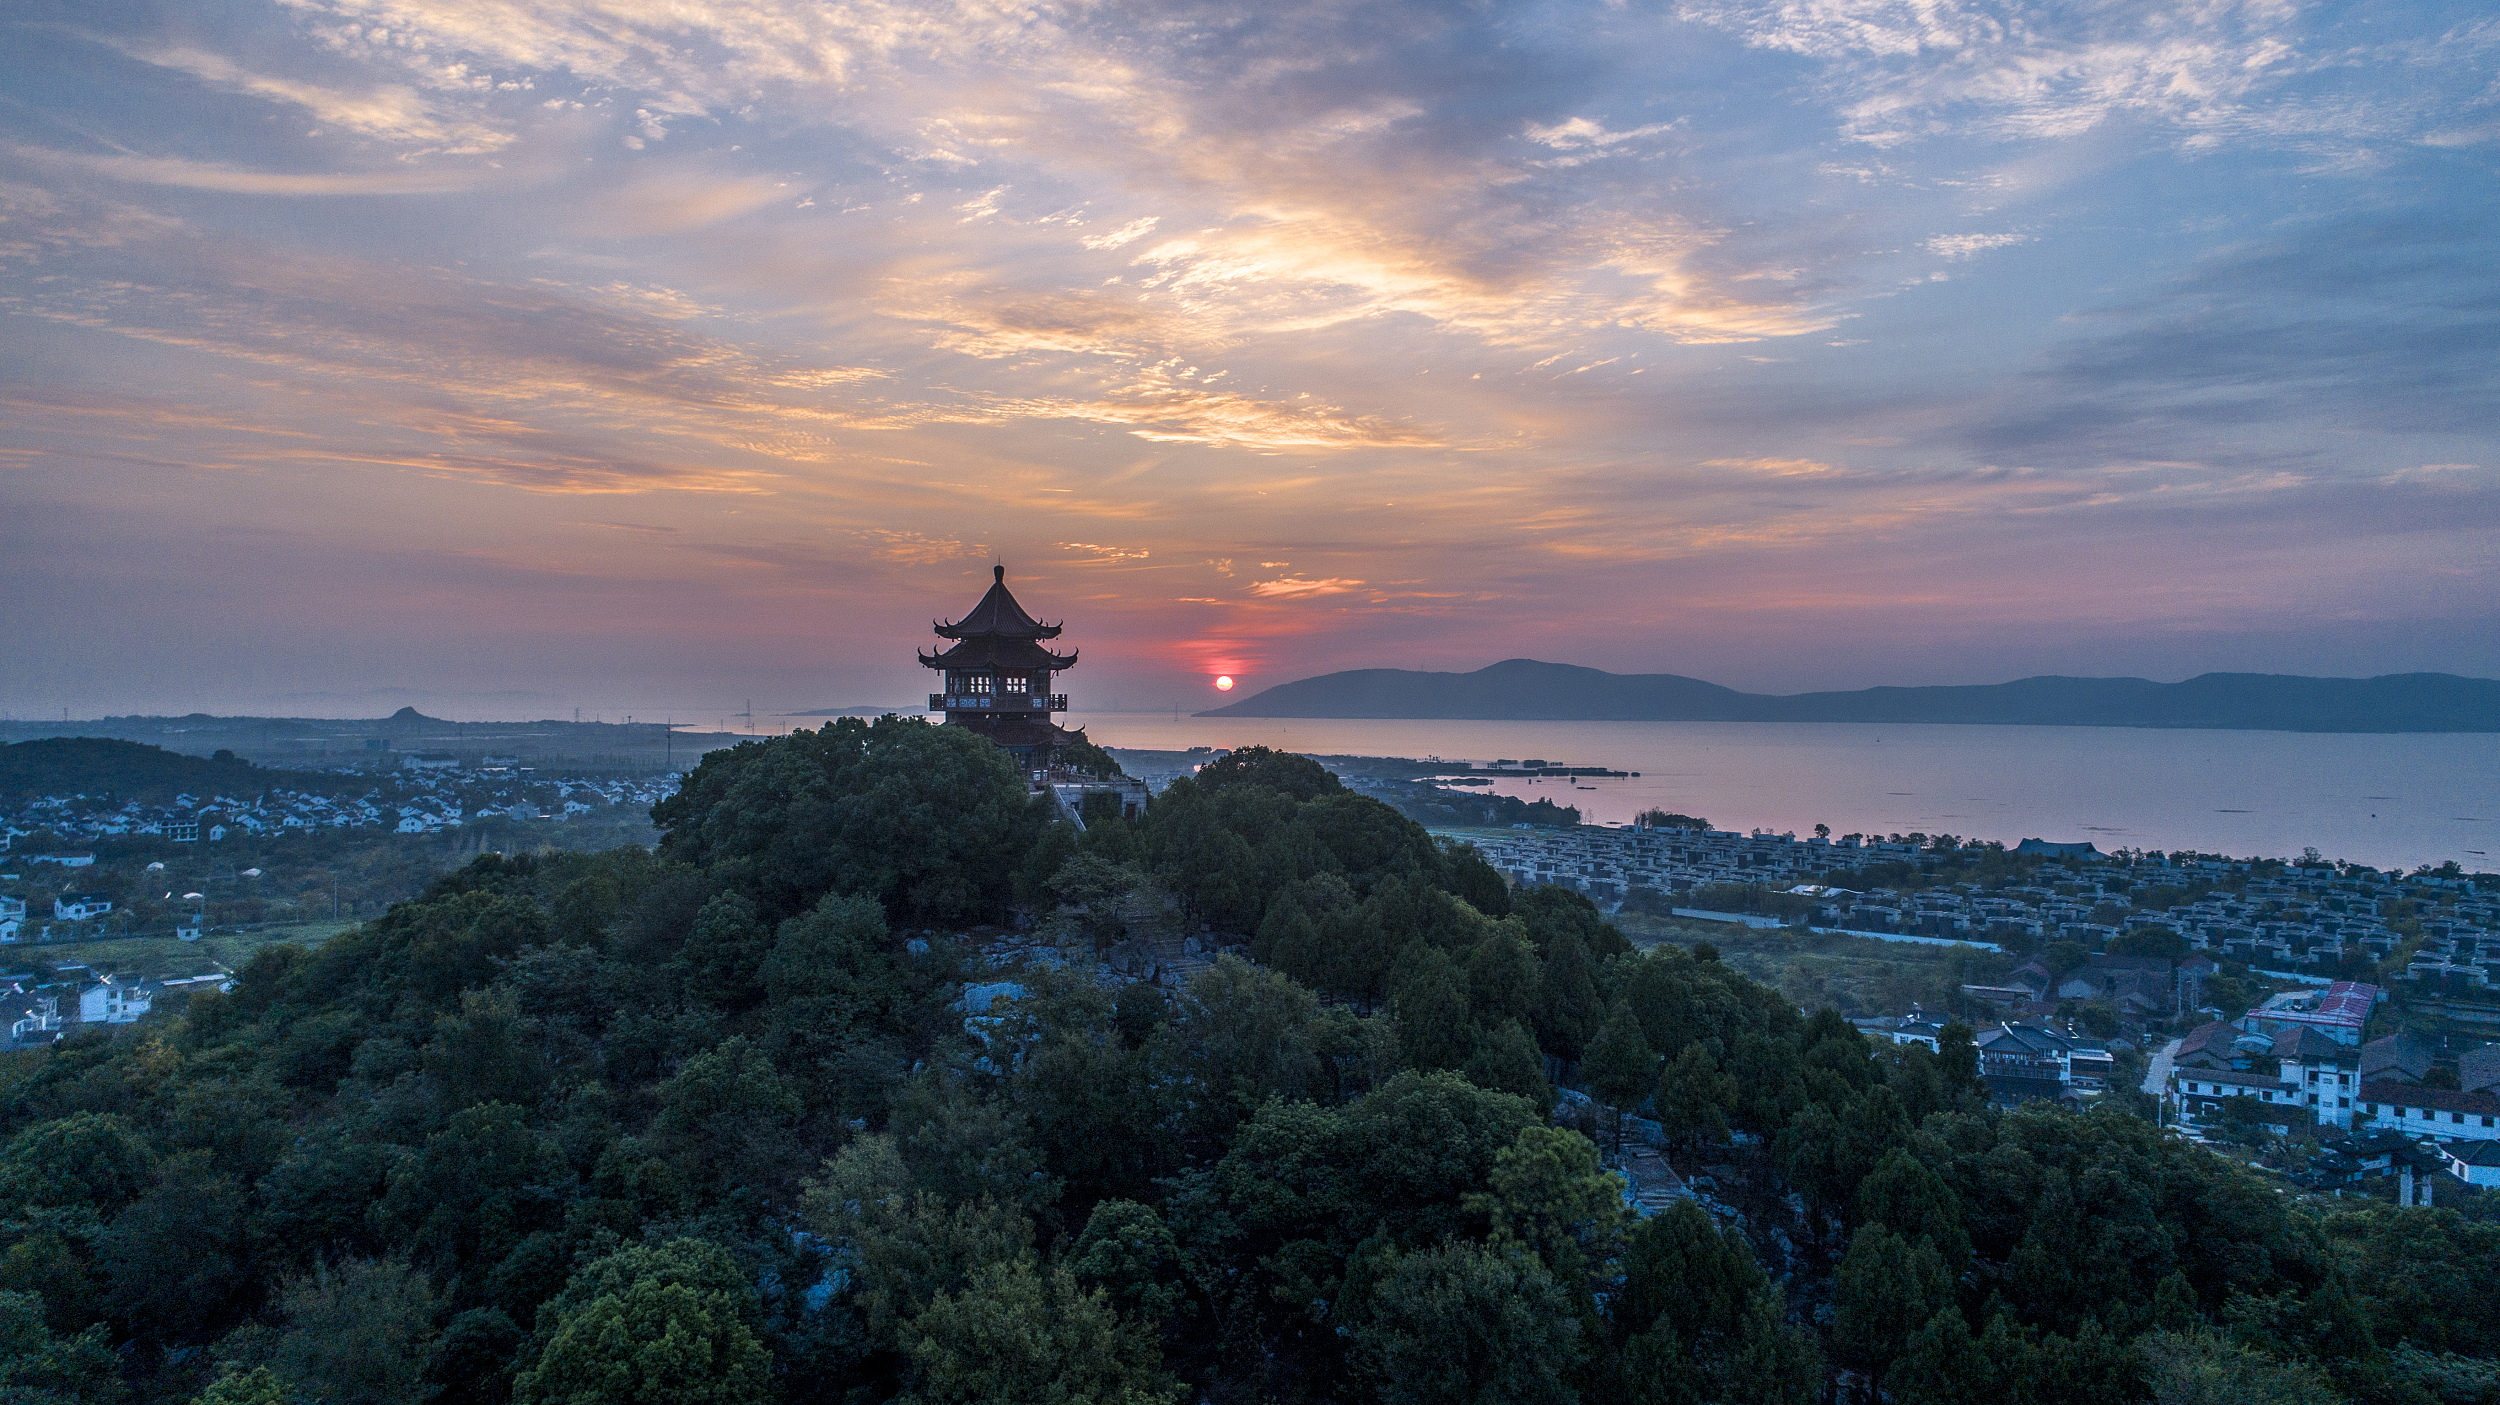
0, 737, 313, 800
1197, 659, 2500, 732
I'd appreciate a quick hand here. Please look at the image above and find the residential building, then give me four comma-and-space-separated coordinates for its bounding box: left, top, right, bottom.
2360, 1033, 2436, 1086
2356, 1084, 2500, 1143
2443, 1140, 2500, 1188
2238, 980, 2379, 1046
53, 893, 112, 921
2170, 1066, 2303, 1129
2462, 1045, 2500, 1096
2172, 1020, 2246, 1072
7, 992, 60, 1046
2273, 1026, 2361, 1127
1976, 1023, 2077, 1104
77, 977, 155, 1025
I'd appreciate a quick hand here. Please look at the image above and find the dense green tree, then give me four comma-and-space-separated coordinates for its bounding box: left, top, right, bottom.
265, 1257, 441, 1405
0, 1289, 123, 1404
1831, 1224, 1953, 1379
672, 890, 773, 1009
1513, 888, 1634, 962
652, 717, 1042, 924
905, 1259, 1179, 1405
511, 1240, 771, 1405
1070, 1200, 1184, 1325
1345, 1242, 1584, 1405
1189, 747, 1343, 801
0, 1113, 154, 1214
424, 988, 549, 1111
103, 1152, 250, 1343
372, 1103, 566, 1278
1855, 1147, 1972, 1272
652, 1037, 801, 1186
1463, 1020, 1553, 1105
1533, 931, 1604, 1062
193, 1367, 288, 1405
1463, 1124, 1620, 1287
1581, 1002, 1657, 1157
2138, 1330, 2336, 1404
1654, 1044, 1735, 1155
1443, 844, 1513, 917
802, 1136, 1033, 1345
1152, 957, 1325, 1148
1390, 946, 1476, 1073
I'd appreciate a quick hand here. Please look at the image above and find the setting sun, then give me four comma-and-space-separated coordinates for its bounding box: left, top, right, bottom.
1215, 676, 1234, 691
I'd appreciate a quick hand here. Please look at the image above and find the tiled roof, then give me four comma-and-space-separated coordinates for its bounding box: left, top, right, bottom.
2362, 1034, 2435, 1083
933, 567, 1062, 640
2177, 1020, 2240, 1059
2461, 1044, 2500, 1094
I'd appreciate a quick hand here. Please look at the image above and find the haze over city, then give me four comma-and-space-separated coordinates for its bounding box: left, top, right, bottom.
3, 0, 2494, 718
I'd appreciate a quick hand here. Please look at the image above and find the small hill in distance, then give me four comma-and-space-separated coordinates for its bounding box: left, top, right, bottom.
0, 737, 321, 801
1199, 659, 2500, 732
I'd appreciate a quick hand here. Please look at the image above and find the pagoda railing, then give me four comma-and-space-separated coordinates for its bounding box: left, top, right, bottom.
931, 693, 1068, 712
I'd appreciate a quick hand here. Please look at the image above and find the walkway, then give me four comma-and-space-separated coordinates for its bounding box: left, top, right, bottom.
2143, 1035, 2182, 1098
1617, 1147, 1694, 1217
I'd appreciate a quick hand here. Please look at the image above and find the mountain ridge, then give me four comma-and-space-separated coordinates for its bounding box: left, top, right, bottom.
1195, 659, 2500, 731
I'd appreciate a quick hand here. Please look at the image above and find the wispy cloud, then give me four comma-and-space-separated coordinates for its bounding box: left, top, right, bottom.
8, 145, 491, 197
1249, 576, 1366, 598
1924, 232, 2030, 260
109, 42, 512, 152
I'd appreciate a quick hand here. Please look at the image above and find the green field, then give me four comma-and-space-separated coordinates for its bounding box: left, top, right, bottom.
1615, 910, 2015, 1021
2, 919, 355, 980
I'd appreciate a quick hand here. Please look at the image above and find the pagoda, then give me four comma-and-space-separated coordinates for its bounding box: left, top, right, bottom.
921, 565, 1083, 775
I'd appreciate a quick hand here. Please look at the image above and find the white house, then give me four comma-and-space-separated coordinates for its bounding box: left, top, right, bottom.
53, 894, 112, 921
2445, 1141, 2500, 1188
2271, 1026, 2362, 1129
2170, 1066, 2305, 1132
8, 993, 60, 1046
77, 978, 155, 1025
2355, 1084, 2500, 1143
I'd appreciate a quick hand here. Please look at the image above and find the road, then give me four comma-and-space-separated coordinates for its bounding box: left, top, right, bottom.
2143, 1035, 2182, 1099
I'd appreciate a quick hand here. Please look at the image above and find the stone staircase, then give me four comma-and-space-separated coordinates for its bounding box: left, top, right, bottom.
1617, 1148, 1694, 1217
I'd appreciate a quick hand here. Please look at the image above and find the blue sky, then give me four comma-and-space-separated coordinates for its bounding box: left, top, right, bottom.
1, 0, 2493, 718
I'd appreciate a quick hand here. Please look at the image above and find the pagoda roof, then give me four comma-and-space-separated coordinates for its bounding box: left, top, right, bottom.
935, 567, 1062, 640
920, 635, 1078, 671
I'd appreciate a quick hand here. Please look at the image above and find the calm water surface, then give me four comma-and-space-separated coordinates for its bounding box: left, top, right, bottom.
1044, 714, 2500, 872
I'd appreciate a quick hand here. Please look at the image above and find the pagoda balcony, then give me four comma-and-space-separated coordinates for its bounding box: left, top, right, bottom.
931, 693, 1068, 712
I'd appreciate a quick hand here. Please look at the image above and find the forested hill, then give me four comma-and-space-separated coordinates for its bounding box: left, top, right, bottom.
1199, 659, 2500, 731
0, 716, 2489, 1405
0, 737, 323, 801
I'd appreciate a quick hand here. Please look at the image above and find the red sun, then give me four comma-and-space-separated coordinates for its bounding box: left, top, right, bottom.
1215, 675, 1235, 691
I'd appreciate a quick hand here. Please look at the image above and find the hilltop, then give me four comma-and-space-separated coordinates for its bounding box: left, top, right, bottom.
1199, 659, 2500, 732
0, 737, 320, 801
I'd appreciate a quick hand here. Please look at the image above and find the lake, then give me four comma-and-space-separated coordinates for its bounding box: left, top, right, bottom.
1054, 713, 2500, 873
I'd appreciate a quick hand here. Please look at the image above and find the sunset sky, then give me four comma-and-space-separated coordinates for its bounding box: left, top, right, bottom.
3, 0, 2494, 720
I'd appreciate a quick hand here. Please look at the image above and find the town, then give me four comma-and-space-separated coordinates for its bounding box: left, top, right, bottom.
1441, 805, 2500, 1195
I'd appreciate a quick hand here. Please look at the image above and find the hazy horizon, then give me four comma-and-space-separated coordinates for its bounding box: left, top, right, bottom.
12, 656, 2500, 729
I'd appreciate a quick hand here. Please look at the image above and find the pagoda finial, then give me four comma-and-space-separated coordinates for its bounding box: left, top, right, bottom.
994, 564, 1005, 583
